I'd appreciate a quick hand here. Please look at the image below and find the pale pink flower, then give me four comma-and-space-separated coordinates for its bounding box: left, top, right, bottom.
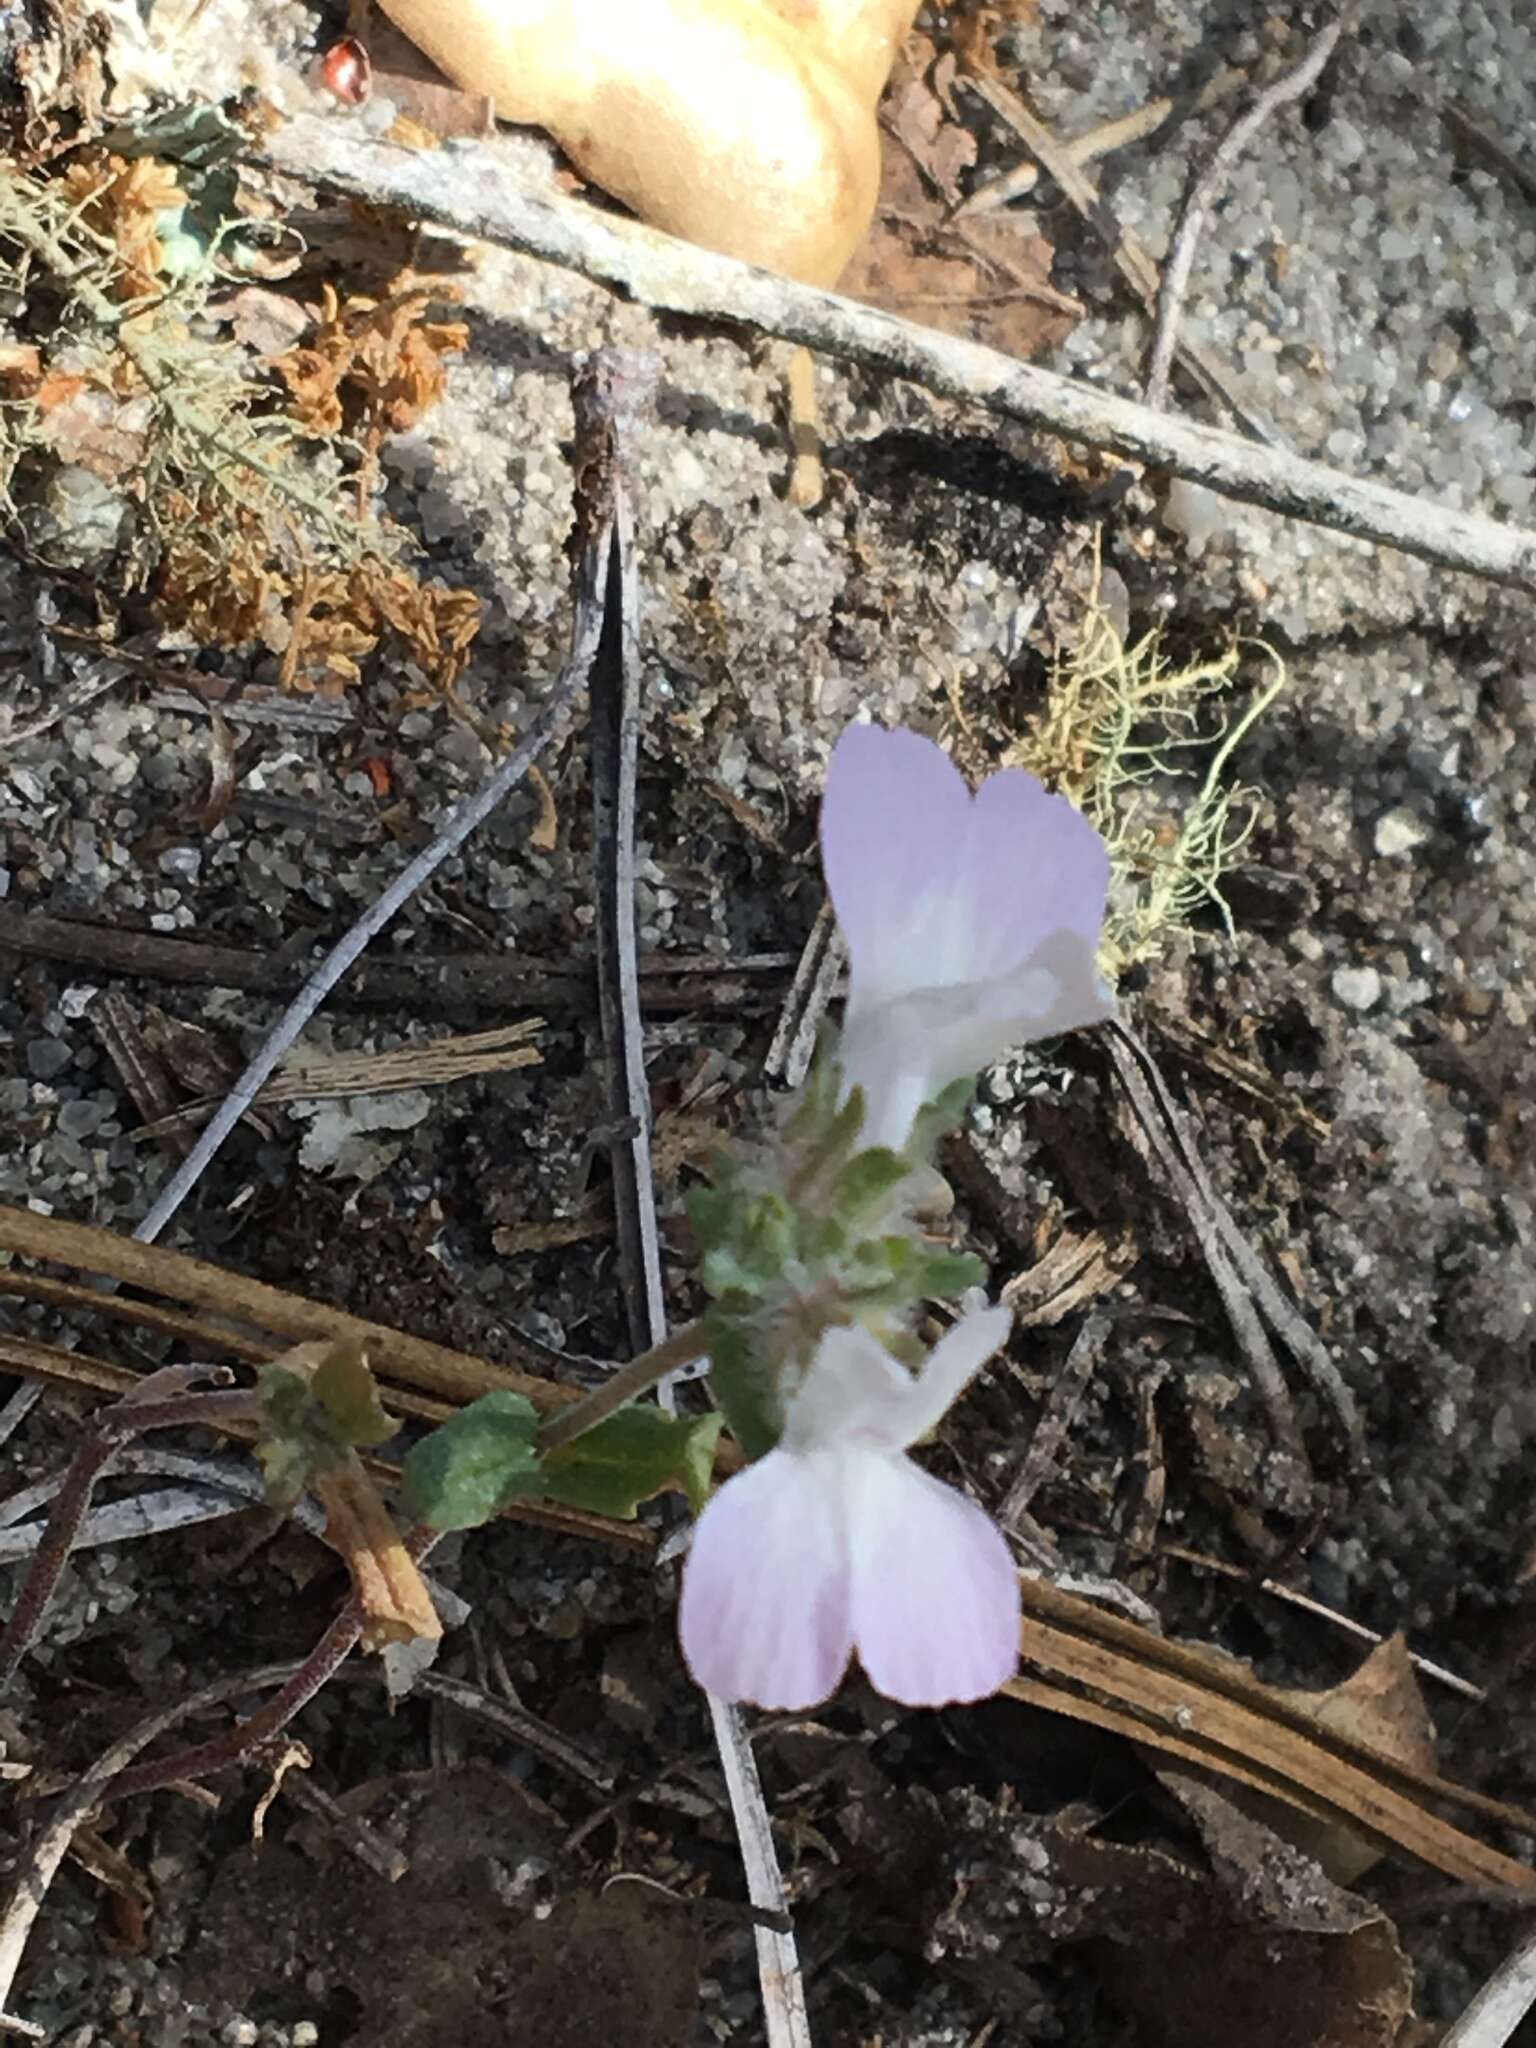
679, 1307, 1019, 1710
820, 723, 1113, 1149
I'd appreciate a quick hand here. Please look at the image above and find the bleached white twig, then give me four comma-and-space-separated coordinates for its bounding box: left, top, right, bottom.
0, 1384, 40, 1454
709, 1694, 814, 2048
255, 115, 1536, 594
0, 1448, 329, 1560
1440, 1929, 1536, 2048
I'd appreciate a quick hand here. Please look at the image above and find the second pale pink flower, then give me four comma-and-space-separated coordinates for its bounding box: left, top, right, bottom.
819, 723, 1113, 1149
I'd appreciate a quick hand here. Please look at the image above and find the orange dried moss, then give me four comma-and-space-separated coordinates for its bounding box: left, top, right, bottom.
154, 500, 481, 698
272, 280, 469, 443
60, 153, 189, 299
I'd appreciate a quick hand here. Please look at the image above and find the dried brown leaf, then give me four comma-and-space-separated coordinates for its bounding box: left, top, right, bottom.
840, 35, 1079, 354
217, 285, 315, 357
1008, 1576, 1536, 1894
1250, 1636, 1441, 1884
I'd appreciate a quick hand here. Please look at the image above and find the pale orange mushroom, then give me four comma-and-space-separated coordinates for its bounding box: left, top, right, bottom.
374, 0, 923, 497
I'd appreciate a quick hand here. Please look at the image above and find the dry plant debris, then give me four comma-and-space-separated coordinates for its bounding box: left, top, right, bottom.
0, 143, 483, 700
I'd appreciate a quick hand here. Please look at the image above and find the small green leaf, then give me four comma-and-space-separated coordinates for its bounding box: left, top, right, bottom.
254, 1364, 324, 1507
700, 1247, 766, 1306
911, 1248, 987, 1299
542, 1406, 724, 1520
737, 1193, 797, 1285
831, 1145, 910, 1227
685, 1182, 736, 1253
793, 1210, 848, 1267
312, 1340, 395, 1449
402, 1391, 542, 1531
676, 1413, 725, 1514
704, 1314, 781, 1461
906, 1075, 975, 1159
780, 1031, 840, 1143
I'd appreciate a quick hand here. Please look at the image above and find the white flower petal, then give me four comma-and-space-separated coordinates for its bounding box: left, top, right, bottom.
678, 1449, 854, 1709
820, 724, 1113, 1149
887, 1305, 1013, 1449
778, 1324, 915, 1456
820, 725, 977, 1011
964, 766, 1111, 984
846, 1455, 1020, 1707
841, 931, 1113, 1150
779, 1309, 1008, 1460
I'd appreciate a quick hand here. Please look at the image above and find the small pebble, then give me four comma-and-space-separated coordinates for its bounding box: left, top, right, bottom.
56, 1099, 105, 1140
1332, 965, 1383, 1012
27, 1038, 73, 1080
1374, 807, 1429, 857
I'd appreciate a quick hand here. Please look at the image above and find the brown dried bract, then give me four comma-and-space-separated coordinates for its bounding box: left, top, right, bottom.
60, 152, 189, 300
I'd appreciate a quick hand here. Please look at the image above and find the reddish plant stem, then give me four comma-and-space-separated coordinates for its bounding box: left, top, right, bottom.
0, 1432, 118, 1692
97, 1524, 440, 1804
0, 1370, 256, 1693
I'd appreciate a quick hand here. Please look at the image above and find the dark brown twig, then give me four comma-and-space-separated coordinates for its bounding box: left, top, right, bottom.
0, 1660, 329, 2028
1144, 15, 1348, 410
1001, 1312, 1111, 1529
96, 1523, 441, 1805
1105, 1020, 1364, 1466
0, 907, 787, 1016
272, 1763, 411, 1884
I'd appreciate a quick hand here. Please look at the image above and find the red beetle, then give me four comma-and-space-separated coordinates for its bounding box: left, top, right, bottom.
317, 35, 371, 106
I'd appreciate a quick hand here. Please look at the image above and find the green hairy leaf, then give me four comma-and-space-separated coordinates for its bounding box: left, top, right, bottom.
542, 1406, 724, 1519
401, 1391, 543, 1532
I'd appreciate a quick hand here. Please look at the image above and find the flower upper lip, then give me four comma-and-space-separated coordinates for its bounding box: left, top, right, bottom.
818, 722, 1113, 1149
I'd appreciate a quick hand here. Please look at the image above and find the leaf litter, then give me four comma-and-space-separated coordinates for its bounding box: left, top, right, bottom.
1, 1, 1535, 2044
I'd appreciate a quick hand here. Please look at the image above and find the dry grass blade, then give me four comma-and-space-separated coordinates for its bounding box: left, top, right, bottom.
131, 1019, 545, 1137
1011, 1575, 1536, 1892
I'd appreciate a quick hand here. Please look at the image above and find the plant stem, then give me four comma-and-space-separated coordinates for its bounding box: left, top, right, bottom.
0, 1369, 255, 1692
535, 1321, 710, 1453
98, 1523, 441, 1804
